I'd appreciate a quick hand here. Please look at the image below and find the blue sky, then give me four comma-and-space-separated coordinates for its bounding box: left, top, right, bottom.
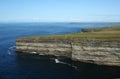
0, 0, 120, 22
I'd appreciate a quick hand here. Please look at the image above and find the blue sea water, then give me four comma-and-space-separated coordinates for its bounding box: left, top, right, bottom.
0, 22, 120, 79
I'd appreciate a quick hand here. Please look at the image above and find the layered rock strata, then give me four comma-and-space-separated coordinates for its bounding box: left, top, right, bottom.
16, 38, 120, 66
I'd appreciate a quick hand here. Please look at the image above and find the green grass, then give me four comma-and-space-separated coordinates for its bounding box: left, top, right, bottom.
24, 33, 120, 40
19, 26, 120, 40
81, 26, 120, 32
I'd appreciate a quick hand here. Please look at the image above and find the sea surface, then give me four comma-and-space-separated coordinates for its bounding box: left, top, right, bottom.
0, 22, 120, 79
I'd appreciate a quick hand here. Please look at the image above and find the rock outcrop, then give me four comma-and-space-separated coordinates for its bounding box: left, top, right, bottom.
16, 38, 120, 66
16, 39, 72, 58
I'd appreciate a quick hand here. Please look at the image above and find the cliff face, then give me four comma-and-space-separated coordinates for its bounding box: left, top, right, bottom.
16, 40, 72, 58
71, 40, 120, 66
16, 39, 120, 66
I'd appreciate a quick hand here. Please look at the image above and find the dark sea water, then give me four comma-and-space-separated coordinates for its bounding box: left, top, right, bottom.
0, 22, 120, 79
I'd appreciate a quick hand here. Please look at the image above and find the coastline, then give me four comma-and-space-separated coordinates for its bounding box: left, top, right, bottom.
16, 26, 120, 67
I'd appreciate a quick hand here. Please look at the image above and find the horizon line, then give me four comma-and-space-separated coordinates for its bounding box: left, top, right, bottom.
0, 21, 120, 23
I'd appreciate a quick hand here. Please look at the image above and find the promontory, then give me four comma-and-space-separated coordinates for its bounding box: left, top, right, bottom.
16, 26, 120, 66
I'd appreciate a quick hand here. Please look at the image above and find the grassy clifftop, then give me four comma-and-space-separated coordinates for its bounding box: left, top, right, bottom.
81, 26, 120, 32
19, 26, 120, 40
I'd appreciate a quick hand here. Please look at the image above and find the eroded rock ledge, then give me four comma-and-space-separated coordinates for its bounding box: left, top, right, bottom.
16, 38, 120, 66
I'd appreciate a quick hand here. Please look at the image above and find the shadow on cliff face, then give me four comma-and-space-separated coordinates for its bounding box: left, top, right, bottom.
16, 53, 120, 79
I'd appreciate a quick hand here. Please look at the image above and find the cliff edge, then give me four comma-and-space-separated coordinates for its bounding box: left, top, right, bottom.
16, 26, 120, 66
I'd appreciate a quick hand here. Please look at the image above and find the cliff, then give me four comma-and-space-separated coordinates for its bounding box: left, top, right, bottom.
16, 26, 120, 66
16, 39, 72, 58
16, 38, 120, 66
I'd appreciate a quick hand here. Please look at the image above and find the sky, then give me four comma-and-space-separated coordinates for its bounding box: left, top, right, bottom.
0, 0, 120, 22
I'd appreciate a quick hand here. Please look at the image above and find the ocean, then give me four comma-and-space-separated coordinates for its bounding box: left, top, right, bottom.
0, 22, 120, 79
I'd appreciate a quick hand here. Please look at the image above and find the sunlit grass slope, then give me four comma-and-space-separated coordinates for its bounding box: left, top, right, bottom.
21, 26, 120, 40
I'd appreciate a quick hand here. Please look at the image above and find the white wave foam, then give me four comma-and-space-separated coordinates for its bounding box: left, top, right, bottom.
7, 46, 16, 55
31, 51, 37, 54
9, 46, 16, 50
7, 50, 11, 55
54, 58, 78, 70
55, 58, 60, 63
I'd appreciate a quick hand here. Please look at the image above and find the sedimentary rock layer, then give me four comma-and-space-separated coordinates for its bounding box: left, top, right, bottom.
16, 38, 120, 66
